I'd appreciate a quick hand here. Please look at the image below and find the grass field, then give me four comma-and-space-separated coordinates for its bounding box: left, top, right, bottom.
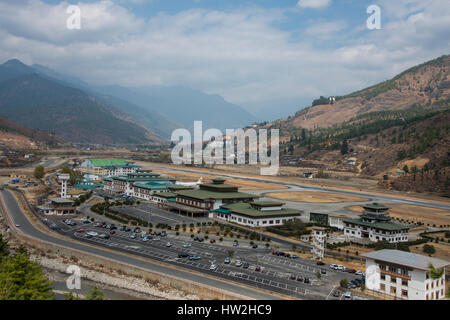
265, 191, 369, 203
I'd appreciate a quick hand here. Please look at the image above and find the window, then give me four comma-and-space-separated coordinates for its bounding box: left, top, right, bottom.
402, 279, 408, 286
402, 289, 408, 297
391, 276, 396, 283
380, 283, 385, 291
381, 274, 386, 281
390, 286, 396, 295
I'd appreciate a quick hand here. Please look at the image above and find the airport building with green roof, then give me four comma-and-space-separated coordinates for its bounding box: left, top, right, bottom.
213, 200, 302, 227
80, 158, 141, 177
342, 203, 410, 243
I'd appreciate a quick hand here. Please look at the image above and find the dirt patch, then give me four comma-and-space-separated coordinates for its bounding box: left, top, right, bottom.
348, 204, 450, 226
266, 191, 368, 203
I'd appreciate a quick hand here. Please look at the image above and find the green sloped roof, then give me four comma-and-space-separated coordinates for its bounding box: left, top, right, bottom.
133, 181, 173, 190
89, 159, 130, 167
175, 189, 259, 200
153, 192, 177, 198
342, 218, 410, 231
221, 202, 302, 218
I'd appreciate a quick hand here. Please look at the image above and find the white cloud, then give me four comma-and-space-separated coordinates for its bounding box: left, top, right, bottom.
297, 0, 331, 9
0, 0, 448, 119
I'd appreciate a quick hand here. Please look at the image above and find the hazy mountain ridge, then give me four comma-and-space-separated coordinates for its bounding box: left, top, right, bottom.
0, 60, 161, 145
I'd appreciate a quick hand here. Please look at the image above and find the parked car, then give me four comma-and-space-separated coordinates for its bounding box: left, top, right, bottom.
355, 270, 364, 276
189, 255, 201, 261
166, 242, 172, 247
183, 243, 191, 248
193, 236, 199, 241
130, 233, 137, 239
252, 244, 258, 249
161, 231, 167, 237
99, 234, 110, 239
255, 266, 261, 272
321, 268, 327, 275
235, 260, 242, 267
76, 228, 85, 233
178, 252, 189, 258
210, 239, 216, 243
243, 262, 249, 269
304, 277, 310, 284
290, 274, 296, 280
348, 269, 356, 274
332, 290, 340, 298
109, 230, 116, 235
153, 237, 161, 241
87, 231, 98, 237
316, 261, 325, 266
296, 275, 303, 282
198, 238, 204, 242
330, 264, 338, 270
344, 291, 352, 300
272, 250, 279, 255
210, 264, 217, 270
289, 254, 299, 259
233, 241, 239, 246
224, 257, 231, 264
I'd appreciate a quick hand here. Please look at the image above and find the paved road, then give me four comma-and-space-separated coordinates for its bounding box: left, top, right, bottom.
0, 189, 284, 300
145, 165, 450, 210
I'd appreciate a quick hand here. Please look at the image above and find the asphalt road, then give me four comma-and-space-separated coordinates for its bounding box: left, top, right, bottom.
0, 189, 284, 300
145, 165, 450, 210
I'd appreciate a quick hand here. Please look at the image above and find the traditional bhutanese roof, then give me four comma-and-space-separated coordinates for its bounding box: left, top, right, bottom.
112, 176, 175, 183
361, 249, 450, 270
220, 202, 302, 218
153, 192, 177, 198
133, 181, 173, 190
175, 189, 259, 201
50, 197, 74, 204
250, 200, 285, 207
88, 159, 131, 167
342, 218, 410, 231
363, 203, 390, 211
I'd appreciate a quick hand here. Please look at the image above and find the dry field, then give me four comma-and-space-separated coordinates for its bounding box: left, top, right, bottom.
265, 191, 368, 203
348, 204, 450, 226
409, 242, 450, 262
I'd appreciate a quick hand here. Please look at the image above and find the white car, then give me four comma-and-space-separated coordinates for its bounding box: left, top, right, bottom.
337, 265, 345, 271
86, 231, 98, 237
235, 260, 243, 267
166, 242, 172, 247
183, 243, 191, 248
344, 292, 352, 300
355, 270, 364, 276
210, 264, 217, 270
330, 264, 338, 269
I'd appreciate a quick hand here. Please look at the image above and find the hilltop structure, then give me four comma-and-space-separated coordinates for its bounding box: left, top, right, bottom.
80, 158, 141, 177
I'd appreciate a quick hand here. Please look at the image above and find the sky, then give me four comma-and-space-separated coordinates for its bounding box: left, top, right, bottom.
0, 0, 449, 120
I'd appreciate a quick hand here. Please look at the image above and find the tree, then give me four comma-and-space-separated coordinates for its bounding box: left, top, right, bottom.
340, 139, 348, 155
34, 165, 45, 179
428, 263, 444, 280
423, 244, 435, 255
316, 271, 321, 280
340, 278, 348, 289
0, 249, 54, 300
403, 165, 409, 174
85, 286, 105, 300
227, 250, 234, 258
64, 291, 81, 300
0, 234, 9, 262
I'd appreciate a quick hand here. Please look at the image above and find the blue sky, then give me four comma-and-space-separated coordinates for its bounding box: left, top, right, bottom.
0, 0, 448, 120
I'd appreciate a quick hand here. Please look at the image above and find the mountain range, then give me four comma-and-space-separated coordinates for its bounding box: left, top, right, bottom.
0, 59, 257, 144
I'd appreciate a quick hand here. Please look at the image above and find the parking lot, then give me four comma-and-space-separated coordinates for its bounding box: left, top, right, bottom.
41, 214, 371, 300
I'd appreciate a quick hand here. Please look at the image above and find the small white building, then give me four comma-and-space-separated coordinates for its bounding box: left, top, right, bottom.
362, 249, 449, 300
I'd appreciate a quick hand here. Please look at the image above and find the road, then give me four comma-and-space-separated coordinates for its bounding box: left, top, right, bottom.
0, 189, 284, 300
